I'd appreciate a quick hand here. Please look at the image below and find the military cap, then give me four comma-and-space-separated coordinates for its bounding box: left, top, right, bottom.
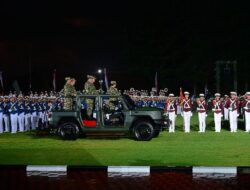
70, 78, 76, 81
214, 93, 221, 97
199, 93, 205, 97
230, 91, 237, 96
65, 77, 71, 81
245, 92, 250, 96
169, 93, 174, 97
87, 75, 96, 79
110, 81, 117, 85
224, 94, 229, 97
184, 91, 190, 95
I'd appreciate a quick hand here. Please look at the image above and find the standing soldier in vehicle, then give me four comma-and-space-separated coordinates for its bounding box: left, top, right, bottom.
197, 93, 208, 133
63, 77, 77, 110
225, 91, 239, 132
181, 91, 192, 133
223, 95, 229, 120
108, 81, 119, 95
83, 75, 97, 119
242, 92, 250, 132
212, 93, 223, 132
165, 93, 177, 133
108, 81, 120, 110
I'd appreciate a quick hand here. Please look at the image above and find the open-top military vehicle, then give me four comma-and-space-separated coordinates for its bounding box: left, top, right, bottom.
48, 94, 169, 141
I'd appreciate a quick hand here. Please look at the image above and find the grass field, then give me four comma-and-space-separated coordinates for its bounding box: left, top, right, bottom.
0, 112, 249, 166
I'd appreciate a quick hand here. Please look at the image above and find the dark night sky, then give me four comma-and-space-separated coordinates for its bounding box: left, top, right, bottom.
0, 1, 250, 94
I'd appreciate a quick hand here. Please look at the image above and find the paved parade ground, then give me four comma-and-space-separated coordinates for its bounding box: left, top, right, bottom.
0, 112, 249, 166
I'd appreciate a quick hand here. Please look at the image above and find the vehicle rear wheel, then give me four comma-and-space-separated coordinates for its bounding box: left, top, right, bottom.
58, 122, 79, 140
133, 121, 154, 141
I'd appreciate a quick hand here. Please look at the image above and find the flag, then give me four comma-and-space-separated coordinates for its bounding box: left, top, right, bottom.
155, 72, 158, 94
53, 69, 56, 91
104, 68, 109, 90
180, 87, 184, 105
0, 71, 3, 91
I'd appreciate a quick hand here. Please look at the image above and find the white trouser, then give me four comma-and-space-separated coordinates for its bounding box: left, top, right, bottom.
183, 111, 191, 133
38, 112, 44, 123
198, 112, 206, 132
168, 112, 176, 133
245, 111, 250, 132
3, 114, 10, 132
25, 113, 31, 131
224, 108, 229, 120
229, 110, 238, 132
0, 113, 3, 133
10, 113, 18, 134
31, 112, 38, 130
214, 113, 222, 132
18, 113, 25, 132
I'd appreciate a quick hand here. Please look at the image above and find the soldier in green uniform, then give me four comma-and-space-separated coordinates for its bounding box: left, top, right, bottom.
83, 75, 97, 118
108, 81, 119, 95
108, 81, 120, 110
63, 77, 77, 110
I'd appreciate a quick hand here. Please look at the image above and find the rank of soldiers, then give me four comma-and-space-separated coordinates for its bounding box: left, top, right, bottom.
1, 74, 250, 134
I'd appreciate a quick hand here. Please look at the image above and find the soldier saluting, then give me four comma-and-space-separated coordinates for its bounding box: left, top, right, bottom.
63, 77, 77, 110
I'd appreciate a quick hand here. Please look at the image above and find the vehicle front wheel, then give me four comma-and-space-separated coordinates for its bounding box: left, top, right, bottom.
58, 122, 79, 140
153, 130, 160, 138
133, 121, 155, 141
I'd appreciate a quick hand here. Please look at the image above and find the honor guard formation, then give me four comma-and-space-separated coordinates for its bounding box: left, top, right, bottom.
0, 74, 250, 134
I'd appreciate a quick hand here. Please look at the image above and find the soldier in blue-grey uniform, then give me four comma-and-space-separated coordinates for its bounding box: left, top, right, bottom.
9, 96, 18, 133
3, 96, 10, 132
0, 96, 4, 133
17, 95, 25, 132
24, 97, 31, 131
30, 98, 39, 130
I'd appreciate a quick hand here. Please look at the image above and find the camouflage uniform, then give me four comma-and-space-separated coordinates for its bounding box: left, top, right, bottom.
107, 81, 120, 110
84, 80, 97, 117
63, 83, 77, 110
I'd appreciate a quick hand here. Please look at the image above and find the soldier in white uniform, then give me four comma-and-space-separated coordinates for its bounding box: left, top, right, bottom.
242, 92, 250, 132
181, 91, 192, 133
197, 93, 207, 133
225, 92, 239, 132
212, 93, 223, 132
223, 95, 229, 120
164, 93, 177, 133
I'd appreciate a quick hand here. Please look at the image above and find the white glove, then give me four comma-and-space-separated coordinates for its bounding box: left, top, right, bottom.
181, 112, 183, 117
197, 108, 200, 111
244, 107, 248, 110
190, 113, 193, 117
212, 109, 215, 112
237, 114, 239, 117
228, 108, 232, 111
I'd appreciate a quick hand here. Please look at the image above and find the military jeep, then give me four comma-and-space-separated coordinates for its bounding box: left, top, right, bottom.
48, 94, 169, 141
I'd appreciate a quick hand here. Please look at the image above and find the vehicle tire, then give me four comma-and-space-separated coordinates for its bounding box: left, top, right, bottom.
58, 122, 79, 140
153, 130, 160, 138
133, 121, 155, 141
